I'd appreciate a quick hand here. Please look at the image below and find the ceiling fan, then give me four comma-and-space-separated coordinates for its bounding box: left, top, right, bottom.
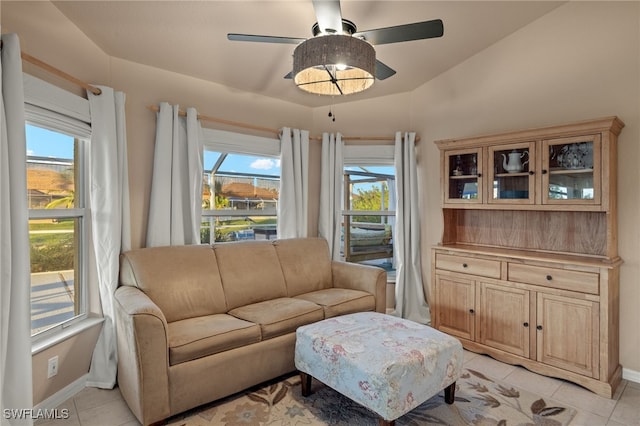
227, 0, 443, 96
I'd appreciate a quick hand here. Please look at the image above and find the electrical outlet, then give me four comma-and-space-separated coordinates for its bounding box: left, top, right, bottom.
47, 356, 58, 378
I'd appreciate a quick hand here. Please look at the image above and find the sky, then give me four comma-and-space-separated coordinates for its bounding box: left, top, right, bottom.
26, 124, 74, 159
204, 151, 281, 177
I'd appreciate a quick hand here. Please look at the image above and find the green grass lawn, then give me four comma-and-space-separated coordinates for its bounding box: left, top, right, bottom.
29, 220, 75, 272
30, 219, 74, 231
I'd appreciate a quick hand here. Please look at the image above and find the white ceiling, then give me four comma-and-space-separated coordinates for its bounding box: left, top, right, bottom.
51, 1, 564, 108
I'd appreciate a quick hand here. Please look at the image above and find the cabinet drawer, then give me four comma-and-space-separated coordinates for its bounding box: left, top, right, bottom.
435, 254, 501, 278
508, 263, 599, 294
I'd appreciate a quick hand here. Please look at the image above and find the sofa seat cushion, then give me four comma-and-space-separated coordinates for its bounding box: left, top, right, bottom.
168, 314, 261, 366
228, 298, 324, 340
294, 288, 375, 318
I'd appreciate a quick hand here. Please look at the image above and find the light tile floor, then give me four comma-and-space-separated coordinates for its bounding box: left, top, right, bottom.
36, 350, 640, 426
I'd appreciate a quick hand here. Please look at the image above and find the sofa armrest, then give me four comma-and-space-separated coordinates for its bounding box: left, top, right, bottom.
331, 261, 387, 313
114, 286, 171, 425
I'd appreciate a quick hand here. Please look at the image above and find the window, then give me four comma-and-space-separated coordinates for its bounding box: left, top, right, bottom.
200, 129, 280, 243
342, 145, 396, 272
23, 73, 92, 340
26, 124, 88, 337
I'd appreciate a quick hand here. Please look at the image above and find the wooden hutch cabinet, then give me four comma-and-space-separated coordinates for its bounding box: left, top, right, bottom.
432, 117, 624, 398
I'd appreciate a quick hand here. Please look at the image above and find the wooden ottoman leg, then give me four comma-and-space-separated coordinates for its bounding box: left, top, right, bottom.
378, 418, 395, 426
300, 372, 312, 397
444, 382, 456, 404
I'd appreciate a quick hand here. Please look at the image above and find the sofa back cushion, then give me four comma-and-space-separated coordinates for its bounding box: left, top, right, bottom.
214, 241, 288, 310
119, 245, 227, 322
274, 238, 333, 297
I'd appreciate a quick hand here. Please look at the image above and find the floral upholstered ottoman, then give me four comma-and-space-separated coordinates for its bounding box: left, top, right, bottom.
295, 312, 463, 426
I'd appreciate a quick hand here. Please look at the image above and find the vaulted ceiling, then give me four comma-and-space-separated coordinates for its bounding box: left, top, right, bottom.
51, 1, 564, 107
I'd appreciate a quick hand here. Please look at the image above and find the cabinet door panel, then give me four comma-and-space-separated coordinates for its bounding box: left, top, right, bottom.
443, 148, 483, 204
488, 142, 536, 205
435, 275, 475, 341
537, 293, 599, 378
479, 282, 530, 357
542, 134, 601, 206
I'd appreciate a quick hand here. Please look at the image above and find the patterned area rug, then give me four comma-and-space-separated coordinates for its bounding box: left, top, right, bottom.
168, 368, 576, 426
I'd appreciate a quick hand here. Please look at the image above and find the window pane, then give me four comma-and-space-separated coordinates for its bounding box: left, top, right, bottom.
26, 122, 86, 338
343, 166, 395, 272
202, 150, 280, 243
205, 174, 279, 211
205, 152, 281, 177
26, 125, 77, 209
200, 215, 277, 244
30, 218, 82, 335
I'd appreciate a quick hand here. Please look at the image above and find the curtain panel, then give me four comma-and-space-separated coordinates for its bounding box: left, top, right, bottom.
278, 127, 309, 239
318, 133, 343, 260
86, 87, 131, 388
147, 103, 203, 247
393, 131, 430, 324
0, 33, 34, 426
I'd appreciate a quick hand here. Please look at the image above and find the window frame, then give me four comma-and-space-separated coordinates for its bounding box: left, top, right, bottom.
201, 128, 281, 243
24, 73, 92, 342
342, 145, 396, 267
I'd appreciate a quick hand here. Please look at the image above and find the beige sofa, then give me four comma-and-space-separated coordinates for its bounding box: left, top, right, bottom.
114, 237, 386, 425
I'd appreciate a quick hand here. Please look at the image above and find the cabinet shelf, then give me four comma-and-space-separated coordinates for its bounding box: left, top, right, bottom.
549, 168, 593, 175
449, 174, 479, 180
495, 172, 530, 178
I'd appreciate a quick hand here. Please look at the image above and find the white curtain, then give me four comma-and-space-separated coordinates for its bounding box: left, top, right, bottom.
0, 33, 33, 426
318, 133, 343, 260
86, 86, 131, 388
278, 127, 309, 239
387, 178, 397, 268
393, 131, 430, 324
147, 103, 203, 247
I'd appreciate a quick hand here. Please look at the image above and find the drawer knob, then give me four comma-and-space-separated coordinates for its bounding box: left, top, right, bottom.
523, 322, 529, 327
529, 171, 535, 175
462, 263, 468, 268
469, 309, 475, 314
536, 325, 543, 331
477, 173, 482, 177
546, 275, 553, 281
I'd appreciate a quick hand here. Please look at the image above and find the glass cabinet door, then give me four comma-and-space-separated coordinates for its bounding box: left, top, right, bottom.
542, 135, 600, 205
488, 142, 536, 204
444, 148, 482, 204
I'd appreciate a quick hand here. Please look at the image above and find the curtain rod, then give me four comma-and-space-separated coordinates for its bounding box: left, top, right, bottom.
146, 105, 418, 142
146, 105, 281, 136
20, 52, 102, 96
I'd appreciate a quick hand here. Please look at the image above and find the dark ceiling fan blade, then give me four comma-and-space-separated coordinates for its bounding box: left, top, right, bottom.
375, 60, 396, 80
227, 34, 305, 44
312, 0, 343, 34
353, 19, 443, 45
284, 71, 292, 79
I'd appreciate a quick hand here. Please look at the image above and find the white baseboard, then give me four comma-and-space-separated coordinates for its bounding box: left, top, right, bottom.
623, 367, 640, 385
33, 374, 87, 411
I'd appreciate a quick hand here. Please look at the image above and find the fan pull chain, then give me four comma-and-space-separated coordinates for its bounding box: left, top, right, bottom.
328, 106, 336, 122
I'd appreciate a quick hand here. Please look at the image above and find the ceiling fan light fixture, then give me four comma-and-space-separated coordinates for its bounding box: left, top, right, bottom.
293, 34, 375, 96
